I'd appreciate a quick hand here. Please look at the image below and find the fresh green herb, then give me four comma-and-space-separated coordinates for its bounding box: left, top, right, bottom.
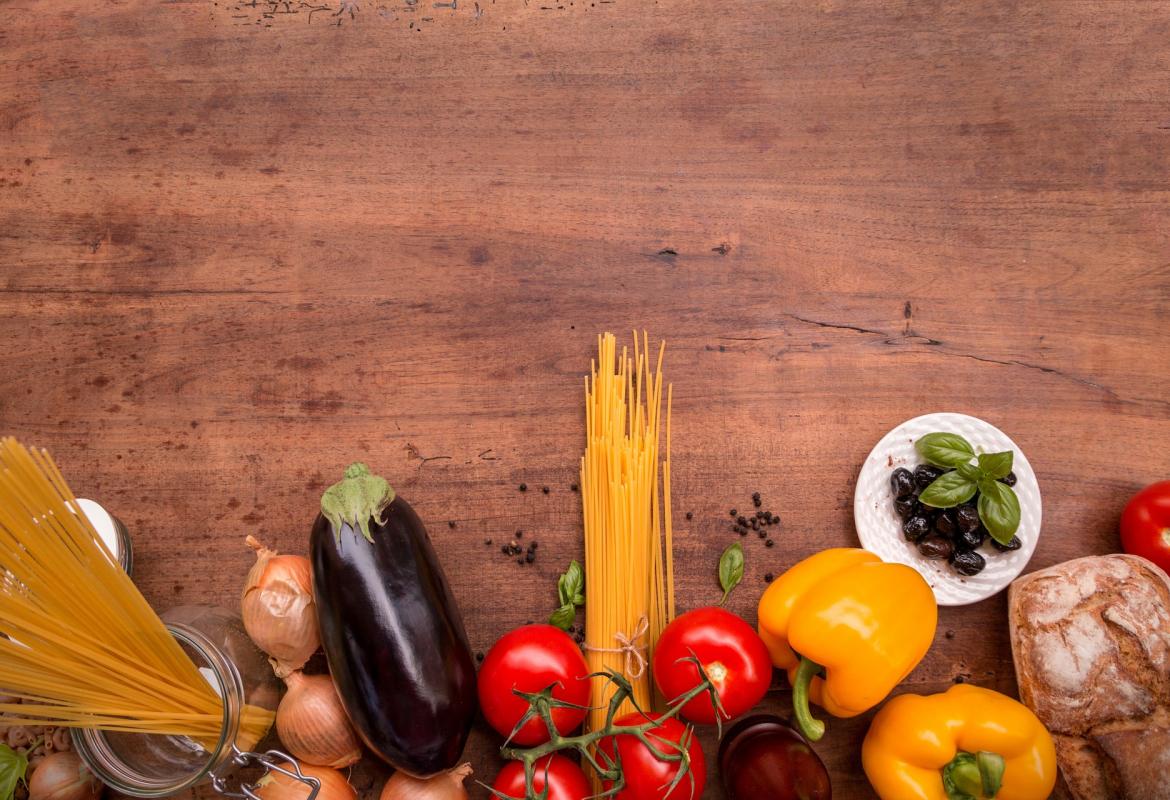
913, 432, 1022, 543
0, 744, 28, 800
718, 542, 745, 606
977, 480, 1021, 545
977, 450, 1013, 480
915, 433, 976, 468
549, 560, 585, 630
919, 471, 979, 508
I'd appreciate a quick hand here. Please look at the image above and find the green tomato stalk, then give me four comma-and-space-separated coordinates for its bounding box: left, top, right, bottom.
487, 659, 723, 800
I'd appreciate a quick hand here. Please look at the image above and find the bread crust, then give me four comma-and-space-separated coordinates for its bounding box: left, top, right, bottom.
1009, 554, 1170, 800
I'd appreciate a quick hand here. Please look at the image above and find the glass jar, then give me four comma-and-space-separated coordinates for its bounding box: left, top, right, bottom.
73, 606, 283, 798
75, 498, 134, 575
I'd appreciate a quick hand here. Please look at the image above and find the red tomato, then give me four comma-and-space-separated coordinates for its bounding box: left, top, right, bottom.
478, 624, 591, 745
652, 607, 772, 725
492, 755, 592, 800
599, 712, 706, 800
1121, 480, 1170, 574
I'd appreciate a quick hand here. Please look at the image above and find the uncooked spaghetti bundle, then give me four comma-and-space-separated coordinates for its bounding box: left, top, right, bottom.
0, 437, 273, 744
580, 332, 675, 737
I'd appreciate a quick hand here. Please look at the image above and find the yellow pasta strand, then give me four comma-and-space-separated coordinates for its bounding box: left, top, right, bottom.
0, 438, 273, 746
581, 332, 675, 754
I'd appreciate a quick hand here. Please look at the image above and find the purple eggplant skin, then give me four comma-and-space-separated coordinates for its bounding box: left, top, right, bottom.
310, 466, 477, 777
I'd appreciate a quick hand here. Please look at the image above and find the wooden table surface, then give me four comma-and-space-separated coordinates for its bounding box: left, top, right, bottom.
3, 1, 1169, 797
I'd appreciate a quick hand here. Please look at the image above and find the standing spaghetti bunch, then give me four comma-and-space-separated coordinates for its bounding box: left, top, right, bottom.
581, 332, 675, 737
0, 438, 273, 745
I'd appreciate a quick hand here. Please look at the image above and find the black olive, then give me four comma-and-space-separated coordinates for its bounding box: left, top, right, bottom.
956, 505, 981, 534
894, 496, 918, 519
917, 535, 953, 560
890, 468, 916, 498
953, 527, 984, 552
934, 511, 957, 537
902, 515, 931, 542
951, 550, 986, 576
914, 464, 946, 490
999, 471, 1018, 487
991, 535, 1023, 552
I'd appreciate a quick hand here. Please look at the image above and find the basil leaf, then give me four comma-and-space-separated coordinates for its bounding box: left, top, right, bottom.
955, 462, 982, 482
915, 433, 975, 468
718, 543, 744, 605
0, 744, 27, 800
551, 561, 585, 630
549, 604, 577, 631
978, 480, 1021, 544
977, 451, 1013, 480
919, 471, 978, 508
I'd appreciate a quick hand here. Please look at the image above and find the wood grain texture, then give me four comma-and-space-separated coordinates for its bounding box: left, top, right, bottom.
2, 1, 1169, 797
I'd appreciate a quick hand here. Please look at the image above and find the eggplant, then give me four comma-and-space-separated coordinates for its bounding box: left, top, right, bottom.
719, 714, 832, 800
310, 463, 477, 776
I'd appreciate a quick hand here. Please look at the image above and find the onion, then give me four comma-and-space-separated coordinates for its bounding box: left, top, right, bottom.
27, 752, 101, 800
241, 536, 320, 677
379, 764, 471, 800
276, 671, 361, 768
255, 762, 355, 800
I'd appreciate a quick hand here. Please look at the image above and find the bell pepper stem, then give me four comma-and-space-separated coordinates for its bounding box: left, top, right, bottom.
942, 750, 1005, 799
791, 655, 826, 742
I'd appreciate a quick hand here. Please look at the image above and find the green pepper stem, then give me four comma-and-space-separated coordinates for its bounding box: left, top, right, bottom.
942, 750, 1005, 800
791, 655, 826, 742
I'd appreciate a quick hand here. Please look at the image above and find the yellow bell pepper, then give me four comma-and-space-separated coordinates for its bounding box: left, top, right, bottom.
757, 548, 937, 740
862, 684, 1057, 800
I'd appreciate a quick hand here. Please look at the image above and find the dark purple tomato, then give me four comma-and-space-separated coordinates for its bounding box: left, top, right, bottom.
718, 714, 831, 800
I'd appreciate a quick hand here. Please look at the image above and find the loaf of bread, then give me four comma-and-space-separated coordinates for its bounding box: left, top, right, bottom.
1009, 554, 1170, 799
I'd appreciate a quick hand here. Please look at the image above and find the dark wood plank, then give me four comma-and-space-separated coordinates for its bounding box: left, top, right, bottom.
2, 1, 1169, 797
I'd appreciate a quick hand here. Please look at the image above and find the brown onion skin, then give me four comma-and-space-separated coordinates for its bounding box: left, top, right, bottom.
718, 714, 832, 800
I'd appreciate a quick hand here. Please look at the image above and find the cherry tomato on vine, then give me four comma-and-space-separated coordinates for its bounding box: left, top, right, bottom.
598, 712, 706, 800
491, 754, 592, 800
1121, 480, 1170, 574
652, 606, 772, 724
478, 624, 591, 745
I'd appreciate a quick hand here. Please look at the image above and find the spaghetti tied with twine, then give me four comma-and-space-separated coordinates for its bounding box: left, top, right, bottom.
583, 616, 650, 679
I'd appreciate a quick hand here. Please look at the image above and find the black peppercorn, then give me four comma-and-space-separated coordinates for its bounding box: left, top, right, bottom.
519, 483, 527, 492
764, 573, 774, 582
766, 539, 775, 547
730, 509, 737, 517
685, 512, 693, 521
485, 538, 493, 545
525, 552, 535, 563
737, 516, 748, 527
758, 531, 766, 539
570, 483, 579, 492
516, 530, 523, 538
475, 652, 485, 662
542, 486, 550, 494
448, 520, 456, 529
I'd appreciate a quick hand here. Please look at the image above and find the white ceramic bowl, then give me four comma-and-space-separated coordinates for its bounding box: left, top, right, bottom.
853, 412, 1041, 606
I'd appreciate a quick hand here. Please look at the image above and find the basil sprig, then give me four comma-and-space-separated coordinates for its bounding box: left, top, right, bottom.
718, 542, 744, 605
0, 744, 28, 800
549, 560, 585, 630
915, 432, 1021, 544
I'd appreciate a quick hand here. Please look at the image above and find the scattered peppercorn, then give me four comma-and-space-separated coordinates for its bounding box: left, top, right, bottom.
448, 520, 456, 529
542, 486, 550, 494
758, 531, 766, 539
516, 558, 524, 565
516, 530, 523, 538
525, 552, 535, 563
475, 652, 485, 662
764, 573, 774, 583
685, 511, 693, 521
739, 529, 747, 537
953, 675, 967, 684
737, 516, 748, 527
945, 630, 955, 640
519, 483, 527, 492
730, 509, 737, 517
484, 538, 493, 545
752, 492, 762, 508
765, 539, 775, 548
570, 483, 579, 492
